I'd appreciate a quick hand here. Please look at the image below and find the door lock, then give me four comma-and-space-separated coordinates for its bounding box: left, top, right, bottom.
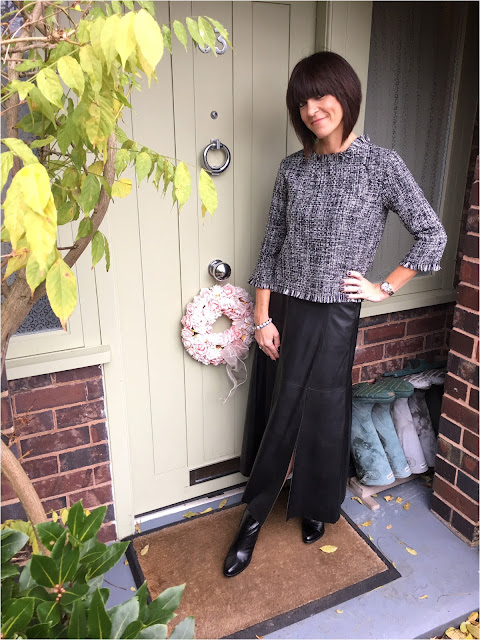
208, 259, 232, 281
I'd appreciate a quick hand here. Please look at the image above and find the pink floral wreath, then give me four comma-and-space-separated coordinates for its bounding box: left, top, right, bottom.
181, 284, 255, 402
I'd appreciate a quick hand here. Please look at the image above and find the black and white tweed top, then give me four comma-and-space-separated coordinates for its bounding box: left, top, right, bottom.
248, 134, 448, 303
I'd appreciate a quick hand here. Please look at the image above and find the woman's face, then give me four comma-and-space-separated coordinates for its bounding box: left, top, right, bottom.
299, 94, 344, 139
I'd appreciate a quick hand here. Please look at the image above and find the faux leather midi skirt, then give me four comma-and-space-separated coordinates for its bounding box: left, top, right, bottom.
239, 292, 362, 526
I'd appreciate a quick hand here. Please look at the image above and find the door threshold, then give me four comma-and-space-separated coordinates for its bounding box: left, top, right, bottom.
134, 486, 245, 527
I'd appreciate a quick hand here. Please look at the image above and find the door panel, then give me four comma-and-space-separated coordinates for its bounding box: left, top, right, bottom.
108, 1, 316, 517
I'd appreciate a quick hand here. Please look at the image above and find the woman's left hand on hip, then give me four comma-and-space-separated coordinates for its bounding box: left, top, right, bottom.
340, 270, 389, 302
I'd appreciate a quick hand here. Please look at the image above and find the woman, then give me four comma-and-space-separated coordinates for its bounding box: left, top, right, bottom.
223, 51, 448, 578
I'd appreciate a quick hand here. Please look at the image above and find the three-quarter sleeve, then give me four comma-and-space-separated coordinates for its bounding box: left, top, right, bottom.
382, 149, 448, 272
248, 160, 288, 288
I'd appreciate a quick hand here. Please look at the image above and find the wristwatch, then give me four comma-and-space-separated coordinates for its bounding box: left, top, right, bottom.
380, 280, 395, 296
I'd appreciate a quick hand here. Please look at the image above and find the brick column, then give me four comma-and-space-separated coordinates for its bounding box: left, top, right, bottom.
431, 154, 479, 546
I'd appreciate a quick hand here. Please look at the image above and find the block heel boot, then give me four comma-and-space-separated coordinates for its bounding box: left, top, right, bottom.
223, 507, 262, 577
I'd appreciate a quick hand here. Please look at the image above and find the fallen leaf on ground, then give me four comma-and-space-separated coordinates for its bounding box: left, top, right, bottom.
361, 520, 372, 527
406, 547, 417, 555
386, 524, 392, 529
336, 609, 343, 614
183, 510, 199, 518
351, 496, 363, 504
371, 493, 378, 497
392, 561, 396, 568
140, 545, 149, 556
130, 586, 136, 591
395, 497, 403, 503
219, 498, 228, 508
384, 495, 394, 501
467, 613, 478, 623
135, 523, 141, 533
419, 594, 428, 599
368, 535, 374, 541
124, 560, 129, 565
403, 502, 411, 510
319, 545, 337, 553
201, 507, 213, 514
255, 635, 263, 639
445, 627, 466, 639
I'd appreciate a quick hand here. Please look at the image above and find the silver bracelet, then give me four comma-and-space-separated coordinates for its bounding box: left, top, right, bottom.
255, 317, 272, 330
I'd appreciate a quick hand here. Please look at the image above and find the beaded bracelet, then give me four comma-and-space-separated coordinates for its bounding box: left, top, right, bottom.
254, 317, 273, 331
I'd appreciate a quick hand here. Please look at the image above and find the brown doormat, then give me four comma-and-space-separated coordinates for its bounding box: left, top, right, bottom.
125, 489, 400, 639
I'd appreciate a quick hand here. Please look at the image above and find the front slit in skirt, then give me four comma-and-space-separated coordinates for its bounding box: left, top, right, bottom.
240, 293, 362, 526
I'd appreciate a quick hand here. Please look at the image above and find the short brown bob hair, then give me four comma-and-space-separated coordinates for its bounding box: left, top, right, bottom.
286, 51, 362, 158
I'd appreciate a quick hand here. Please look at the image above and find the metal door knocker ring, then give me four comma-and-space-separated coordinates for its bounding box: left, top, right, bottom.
203, 139, 231, 176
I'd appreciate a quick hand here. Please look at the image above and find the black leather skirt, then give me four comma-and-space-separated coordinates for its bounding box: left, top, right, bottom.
239, 292, 362, 525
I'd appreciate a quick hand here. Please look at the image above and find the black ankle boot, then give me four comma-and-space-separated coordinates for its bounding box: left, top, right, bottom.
223, 507, 262, 577
301, 517, 325, 544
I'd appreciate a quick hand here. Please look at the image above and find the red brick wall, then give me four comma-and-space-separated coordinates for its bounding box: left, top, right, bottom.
431, 149, 479, 547
1, 365, 116, 543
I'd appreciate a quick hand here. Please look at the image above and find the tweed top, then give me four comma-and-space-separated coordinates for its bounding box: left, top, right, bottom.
248, 134, 448, 303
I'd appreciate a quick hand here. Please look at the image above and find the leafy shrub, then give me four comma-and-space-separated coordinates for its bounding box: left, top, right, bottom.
0, 501, 194, 639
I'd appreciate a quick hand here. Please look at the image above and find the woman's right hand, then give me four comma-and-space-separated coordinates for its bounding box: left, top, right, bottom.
255, 322, 281, 360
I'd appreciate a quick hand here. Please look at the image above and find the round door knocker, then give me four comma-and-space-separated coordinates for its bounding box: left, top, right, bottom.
203, 139, 231, 176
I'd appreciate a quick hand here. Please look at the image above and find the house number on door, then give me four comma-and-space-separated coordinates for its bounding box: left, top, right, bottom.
198, 28, 228, 55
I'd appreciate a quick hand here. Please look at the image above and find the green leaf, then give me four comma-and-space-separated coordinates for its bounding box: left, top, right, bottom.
36, 522, 65, 549
136, 582, 149, 620
91, 231, 105, 269
76, 216, 93, 240
185, 17, 204, 46
90, 16, 106, 61
37, 600, 61, 626
199, 169, 218, 216
68, 599, 87, 639
80, 174, 101, 213
79, 45, 103, 95
104, 234, 111, 271
57, 202, 76, 225
59, 583, 89, 606
162, 158, 174, 195
169, 616, 195, 639
173, 162, 191, 211
1, 598, 35, 637
112, 178, 132, 198
198, 17, 216, 53
138, 625, 168, 639
16, 58, 43, 72
45, 258, 78, 330
30, 555, 59, 588
57, 56, 85, 98
134, 9, 164, 71
30, 135, 56, 149
26, 622, 53, 638
77, 19, 91, 44
62, 166, 80, 190
52, 538, 80, 584
135, 151, 152, 184
161, 25, 172, 53
1, 564, 19, 580
18, 560, 35, 591
121, 620, 143, 639
114, 148, 130, 176
1, 151, 13, 192
172, 20, 188, 52
116, 12, 136, 66
101, 14, 121, 73
2, 137, 38, 165
146, 585, 185, 626
37, 68, 64, 109
124, 0, 136, 9
88, 589, 112, 639
29, 85, 58, 125
67, 501, 85, 539
7, 79, 35, 101
109, 598, 139, 639
24, 202, 57, 272
1, 528, 29, 563
111, 0, 123, 13
86, 541, 129, 580
205, 16, 232, 47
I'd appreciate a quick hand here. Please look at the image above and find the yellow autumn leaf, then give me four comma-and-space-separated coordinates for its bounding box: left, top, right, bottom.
218, 498, 228, 508
51, 511, 58, 523
418, 594, 428, 599
445, 627, 466, 640
61, 508, 69, 525
140, 544, 149, 556
336, 609, 343, 614
368, 534, 374, 541
112, 178, 132, 198
467, 613, 478, 623
392, 561, 396, 568
406, 547, 417, 555
84, 509, 91, 516
384, 495, 394, 501
371, 493, 378, 497
403, 502, 411, 510
361, 520, 372, 527
183, 510, 199, 518
201, 507, 212, 514
319, 545, 337, 553
124, 559, 129, 565
386, 524, 392, 529
395, 497, 403, 503
135, 523, 141, 533
130, 586, 136, 591
351, 496, 363, 504
467, 623, 479, 639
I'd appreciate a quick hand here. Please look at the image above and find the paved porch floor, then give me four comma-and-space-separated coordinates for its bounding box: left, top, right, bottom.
105, 475, 478, 639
